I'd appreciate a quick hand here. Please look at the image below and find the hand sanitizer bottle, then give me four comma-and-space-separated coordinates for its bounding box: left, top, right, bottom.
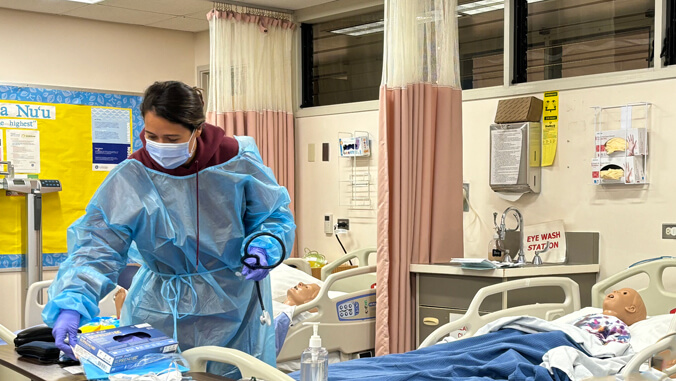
300, 322, 328, 381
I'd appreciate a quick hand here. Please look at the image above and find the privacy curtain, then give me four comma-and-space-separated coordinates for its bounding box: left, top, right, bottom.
206, 5, 296, 247
376, 0, 464, 355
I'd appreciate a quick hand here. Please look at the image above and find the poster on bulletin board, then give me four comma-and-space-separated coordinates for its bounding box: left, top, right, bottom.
0, 85, 144, 270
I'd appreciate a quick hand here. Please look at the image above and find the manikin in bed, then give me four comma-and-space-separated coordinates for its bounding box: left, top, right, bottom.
289, 288, 650, 381
274, 282, 322, 355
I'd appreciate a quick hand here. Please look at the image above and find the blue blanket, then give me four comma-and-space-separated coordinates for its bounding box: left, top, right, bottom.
289, 329, 578, 381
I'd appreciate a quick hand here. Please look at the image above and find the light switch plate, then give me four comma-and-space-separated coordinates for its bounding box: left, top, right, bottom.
308, 143, 315, 162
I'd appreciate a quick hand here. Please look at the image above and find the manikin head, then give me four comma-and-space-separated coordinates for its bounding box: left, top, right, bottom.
602, 288, 647, 326
284, 282, 320, 306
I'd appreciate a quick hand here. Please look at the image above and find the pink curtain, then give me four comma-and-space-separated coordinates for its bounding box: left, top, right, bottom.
207, 6, 297, 256
376, 83, 464, 355
206, 111, 295, 227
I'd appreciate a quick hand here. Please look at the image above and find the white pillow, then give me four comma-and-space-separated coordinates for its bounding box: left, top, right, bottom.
270, 264, 324, 302
628, 314, 676, 352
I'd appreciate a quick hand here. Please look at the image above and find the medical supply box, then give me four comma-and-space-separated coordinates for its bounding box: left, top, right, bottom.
494, 96, 543, 124
591, 156, 646, 184
73, 323, 178, 373
339, 136, 370, 157
594, 128, 647, 156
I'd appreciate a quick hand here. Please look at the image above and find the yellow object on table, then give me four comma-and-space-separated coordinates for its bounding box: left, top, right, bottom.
303, 248, 327, 268
311, 264, 358, 280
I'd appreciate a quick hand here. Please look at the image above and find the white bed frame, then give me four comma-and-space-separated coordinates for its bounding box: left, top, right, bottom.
419, 276, 581, 348
277, 264, 377, 363
591, 257, 676, 315
24, 280, 121, 328
277, 248, 377, 365
177, 257, 676, 380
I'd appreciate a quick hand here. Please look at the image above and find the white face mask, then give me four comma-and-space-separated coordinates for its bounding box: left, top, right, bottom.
145, 130, 196, 169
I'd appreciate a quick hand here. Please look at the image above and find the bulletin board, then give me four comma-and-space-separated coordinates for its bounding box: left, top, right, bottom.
0, 85, 144, 270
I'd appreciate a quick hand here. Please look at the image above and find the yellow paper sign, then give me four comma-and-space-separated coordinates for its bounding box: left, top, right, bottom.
542, 91, 558, 166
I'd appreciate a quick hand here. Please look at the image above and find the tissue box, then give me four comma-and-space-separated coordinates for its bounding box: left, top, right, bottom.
591, 156, 646, 184
494, 97, 543, 124
73, 324, 177, 373
339, 137, 370, 157
595, 128, 647, 156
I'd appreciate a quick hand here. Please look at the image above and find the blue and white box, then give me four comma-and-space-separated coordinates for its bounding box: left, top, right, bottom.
73, 323, 178, 373
339, 136, 370, 157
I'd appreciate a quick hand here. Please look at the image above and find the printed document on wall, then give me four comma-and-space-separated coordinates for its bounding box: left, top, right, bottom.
91, 107, 132, 171
490, 129, 522, 185
6, 129, 40, 173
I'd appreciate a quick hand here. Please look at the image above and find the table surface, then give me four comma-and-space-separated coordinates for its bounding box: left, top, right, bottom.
0, 345, 233, 381
410, 263, 600, 277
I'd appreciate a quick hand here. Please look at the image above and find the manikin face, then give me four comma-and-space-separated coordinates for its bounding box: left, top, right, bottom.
602, 288, 647, 326
285, 282, 320, 306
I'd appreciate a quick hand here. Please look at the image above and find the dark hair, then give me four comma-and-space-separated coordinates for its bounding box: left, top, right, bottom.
140, 81, 205, 132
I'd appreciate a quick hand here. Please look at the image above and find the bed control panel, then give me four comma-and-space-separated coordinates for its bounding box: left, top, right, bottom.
336, 293, 376, 321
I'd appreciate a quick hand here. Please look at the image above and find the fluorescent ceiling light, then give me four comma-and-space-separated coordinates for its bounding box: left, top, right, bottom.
330, 21, 384, 37
65, 0, 105, 4
457, 0, 545, 16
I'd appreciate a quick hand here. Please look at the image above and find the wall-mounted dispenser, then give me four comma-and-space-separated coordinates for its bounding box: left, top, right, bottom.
489, 122, 541, 194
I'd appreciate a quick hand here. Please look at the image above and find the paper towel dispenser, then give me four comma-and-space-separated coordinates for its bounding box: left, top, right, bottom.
489, 122, 541, 194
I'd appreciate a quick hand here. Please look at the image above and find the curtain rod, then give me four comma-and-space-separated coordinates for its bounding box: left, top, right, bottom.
212, 1, 293, 15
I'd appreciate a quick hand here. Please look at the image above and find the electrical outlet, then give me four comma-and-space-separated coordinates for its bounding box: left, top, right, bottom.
463, 183, 470, 212
337, 218, 349, 231
662, 224, 676, 239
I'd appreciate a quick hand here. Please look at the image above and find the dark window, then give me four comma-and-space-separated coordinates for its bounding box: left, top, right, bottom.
519, 0, 654, 82
458, 1, 505, 89
664, 0, 676, 66
301, 9, 384, 108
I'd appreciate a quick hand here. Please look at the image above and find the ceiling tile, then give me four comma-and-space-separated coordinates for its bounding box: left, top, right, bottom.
0, 0, 86, 14
185, 9, 212, 20
64, 4, 173, 25
147, 16, 209, 32
232, 0, 333, 11
100, 0, 214, 16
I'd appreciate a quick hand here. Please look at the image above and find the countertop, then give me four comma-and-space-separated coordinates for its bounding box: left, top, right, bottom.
410, 262, 600, 277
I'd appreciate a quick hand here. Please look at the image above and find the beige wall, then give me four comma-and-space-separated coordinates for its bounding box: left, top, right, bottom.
297, 78, 676, 283
0, 8, 196, 93
0, 8, 198, 332
194, 31, 210, 70
295, 109, 378, 263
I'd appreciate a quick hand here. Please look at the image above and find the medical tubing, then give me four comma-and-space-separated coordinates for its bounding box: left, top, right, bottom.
241, 232, 286, 270
254, 281, 265, 311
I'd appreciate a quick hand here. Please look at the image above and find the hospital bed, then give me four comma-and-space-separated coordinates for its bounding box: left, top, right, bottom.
274, 248, 377, 369
24, 280, 122, 328
180, 257, 676, 380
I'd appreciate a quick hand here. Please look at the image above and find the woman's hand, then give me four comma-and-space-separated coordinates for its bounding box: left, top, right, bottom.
242, 247, 270, 281
52, 309, 81, 359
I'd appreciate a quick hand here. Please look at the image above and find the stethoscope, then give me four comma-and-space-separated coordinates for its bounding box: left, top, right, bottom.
239, 232, 286, 326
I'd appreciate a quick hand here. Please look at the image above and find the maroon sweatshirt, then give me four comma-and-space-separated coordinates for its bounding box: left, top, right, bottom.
129, 123, 239, 175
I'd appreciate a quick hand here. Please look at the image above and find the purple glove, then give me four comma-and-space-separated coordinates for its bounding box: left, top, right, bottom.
52, 309, 80, 359
242, 247, 270, 281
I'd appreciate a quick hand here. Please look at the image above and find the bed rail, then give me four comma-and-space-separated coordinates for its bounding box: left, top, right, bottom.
592, 257, 676, 315
277, 265, 377, 363
419, 277, 580, 348
321, 247, 376, 280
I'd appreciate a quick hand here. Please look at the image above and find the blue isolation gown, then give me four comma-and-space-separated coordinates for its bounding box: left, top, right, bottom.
43, 136, 295, 378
